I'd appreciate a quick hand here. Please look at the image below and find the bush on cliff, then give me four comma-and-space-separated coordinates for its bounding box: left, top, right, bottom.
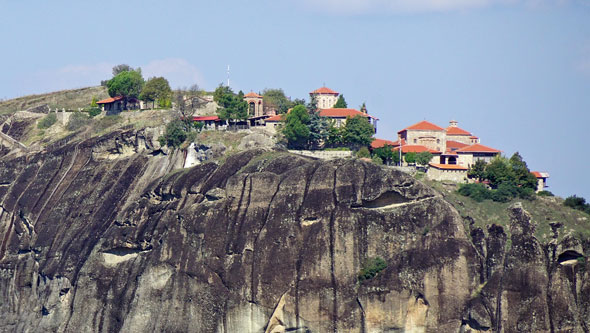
159, 119, 189, 148
358, 257, 387, 282
564, 195, 590, 214
66, 112, 91, 131
37, 113, 57, 129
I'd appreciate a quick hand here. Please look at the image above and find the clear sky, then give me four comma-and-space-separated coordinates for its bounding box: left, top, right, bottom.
1, 0, 589, 199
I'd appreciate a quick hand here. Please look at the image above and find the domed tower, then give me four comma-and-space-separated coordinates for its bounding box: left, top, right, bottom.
244, 92, 264, 117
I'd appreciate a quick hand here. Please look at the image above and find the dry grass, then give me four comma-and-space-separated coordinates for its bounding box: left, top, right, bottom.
0, 86, 109, 114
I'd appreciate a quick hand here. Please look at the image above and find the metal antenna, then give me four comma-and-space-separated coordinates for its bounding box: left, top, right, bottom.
227, 65, 230, 87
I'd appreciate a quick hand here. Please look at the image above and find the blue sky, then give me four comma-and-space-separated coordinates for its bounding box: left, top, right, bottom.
1, 0, 589, 199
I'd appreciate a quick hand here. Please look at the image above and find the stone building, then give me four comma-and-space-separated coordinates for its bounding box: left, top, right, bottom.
310, 87, 339, 109
244, 92, 264, 117
319, 108, 378, 132
397, 120, 446, 152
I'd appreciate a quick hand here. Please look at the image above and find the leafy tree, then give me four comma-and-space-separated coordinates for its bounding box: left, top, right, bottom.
334, 95, 348, 108
343, 116, 374, 148
484, 156, 514, 189
140, 77, 172, 109
468, 159, 487, 182
106, 70, 144, 110
373, 145, 395, 165
158, 119, 188, 149
282, 105, 310, 149
112, 64, 133, 76
307, 110, 329, 149
214, 85, 248, 126
564, 195, 590, 214
88, 107, 102, 118
509, 152, 538, 190
263, 88, 292, 114
90, 96, 98, 107
326, 123, 345, 147
404, 152, 416, 164
371, 155, 383, 165
416, 151, 433, 166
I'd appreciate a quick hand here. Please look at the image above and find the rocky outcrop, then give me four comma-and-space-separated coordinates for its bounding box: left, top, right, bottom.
0, 131, 588, 332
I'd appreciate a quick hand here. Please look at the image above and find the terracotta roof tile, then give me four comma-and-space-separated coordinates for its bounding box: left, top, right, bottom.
393, 145, 441, 154
96, 96, 123, 104
244, 92, 263, 98
446, 126, 472, 136
456, 143, 501, 153
319, 108, 378, 120
193, 116, 220, 121
398, 120, 444, 133
265, 115, 283, 122
371, 138, 397, 149
446, 140, 469, 150
531, 171, 549, 178
310, 87, 339, 95
429, 163, 469, 170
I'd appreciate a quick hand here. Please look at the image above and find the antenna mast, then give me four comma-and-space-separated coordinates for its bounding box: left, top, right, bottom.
227, 65, 230, 87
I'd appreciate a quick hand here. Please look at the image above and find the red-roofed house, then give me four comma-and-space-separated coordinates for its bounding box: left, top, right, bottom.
96, 96, 140, 114
398, 120, 446, 152
455, 143, 501, 167
310, 86, 339, 109
192, 116, 228, 130
531, 171, 550, 192
370, 138, 397, 149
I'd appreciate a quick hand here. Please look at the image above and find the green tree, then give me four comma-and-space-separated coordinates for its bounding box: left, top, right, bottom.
343, 116, 374, 148
158, 119, 188, 148
106, 70, 144, 110
90, 96, 98, 107
334, 95, 348, 108
112, 64, 133, 76
307, 110, 329, 149
262, 88, 292, 114
416, 151, 433, 166
282, 105, 310, 149
404, 152, 416, 164
140, 77, 172, 109
356, 147, 371, 158
214, 85, 248, 126
484, 156, 514, 189
373, 145, 395, 165
509, 152, 538, 190
468, 159, 487, 182
326, 123, 345, 147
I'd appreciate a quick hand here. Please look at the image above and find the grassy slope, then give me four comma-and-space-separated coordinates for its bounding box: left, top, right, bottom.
0, 86, 108, 114
425, 179, 590, 242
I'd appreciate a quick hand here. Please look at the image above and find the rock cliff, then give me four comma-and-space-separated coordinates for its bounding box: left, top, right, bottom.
0, 129, 588, 332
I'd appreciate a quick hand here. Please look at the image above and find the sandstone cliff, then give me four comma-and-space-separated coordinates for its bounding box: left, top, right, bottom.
0, 129, 588, 332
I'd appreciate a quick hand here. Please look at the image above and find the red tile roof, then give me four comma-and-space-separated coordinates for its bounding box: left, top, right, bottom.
319, 108, 378, 120
310, 87, 339, 95
393, 145, 441, 154
398, 120, 444, 133
531, 171, 549, 178
371, 138, 397, 149
429, 163, 469, 170
456, 143, 501, 153
96, 96, 123, 104
193, 116, 220, 121
265, 115, 283, 122
244, 92, 263, 98
446, 126, 472, 136
446, 140, 469, 150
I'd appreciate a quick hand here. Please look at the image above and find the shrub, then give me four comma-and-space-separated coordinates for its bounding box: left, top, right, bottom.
159, 120, 189, 148
88, 106, 102, 118
356, 147, 371, 158
37, 113, 57, 129
537, 190, 554, 197
458, 183, 491, 202
358, 257, 387, 282
564, 195, 590, 214
371, 155, 383, 165
66, 112, 91, 132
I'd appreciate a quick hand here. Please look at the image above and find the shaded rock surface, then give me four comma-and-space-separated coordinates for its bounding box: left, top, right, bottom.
0, 131, 588, 332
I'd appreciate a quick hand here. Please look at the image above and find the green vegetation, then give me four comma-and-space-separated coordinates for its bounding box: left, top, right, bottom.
458, 182, 534, 203
282, 105, 310, 149
356, 147, 371, 158
93, 115, 122, 134
404, 152, 416, 164
106, 69, 145, 109
159, 119, 190, 148
358, 257, 387, 282
537, 190, 554, 197
415, 151, 433, 166
37, 113, 57, 129
140, 77, 172, 109
0, 86, 109, 114
371, 155, 383, 164
564, 195, 590, 215
262, 88, 294, 114
214, 85, 248, 124
343, 115, 374, 148
333, 95, 347, 108
372, 145, 400, 165
66, 112, 91, 132
87, 107, 102, 118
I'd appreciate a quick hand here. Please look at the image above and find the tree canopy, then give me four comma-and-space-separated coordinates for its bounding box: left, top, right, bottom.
106, 70, 144, 109
334, 95, 348, 108
373, 145, 398, 165
262, 88, 293, 114
343, 116, 374, 148
214, 85, 248, 122
415, 151, 433, 166
140, 77, 172, 108
282, 105, 310, 149
112, 64, 134, 76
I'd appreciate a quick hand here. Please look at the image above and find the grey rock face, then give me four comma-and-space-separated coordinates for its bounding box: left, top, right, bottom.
0, 131, 587, 332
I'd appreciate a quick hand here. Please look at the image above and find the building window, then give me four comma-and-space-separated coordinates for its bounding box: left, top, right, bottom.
413, 139, 417, 143
437, 139, 440, 144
